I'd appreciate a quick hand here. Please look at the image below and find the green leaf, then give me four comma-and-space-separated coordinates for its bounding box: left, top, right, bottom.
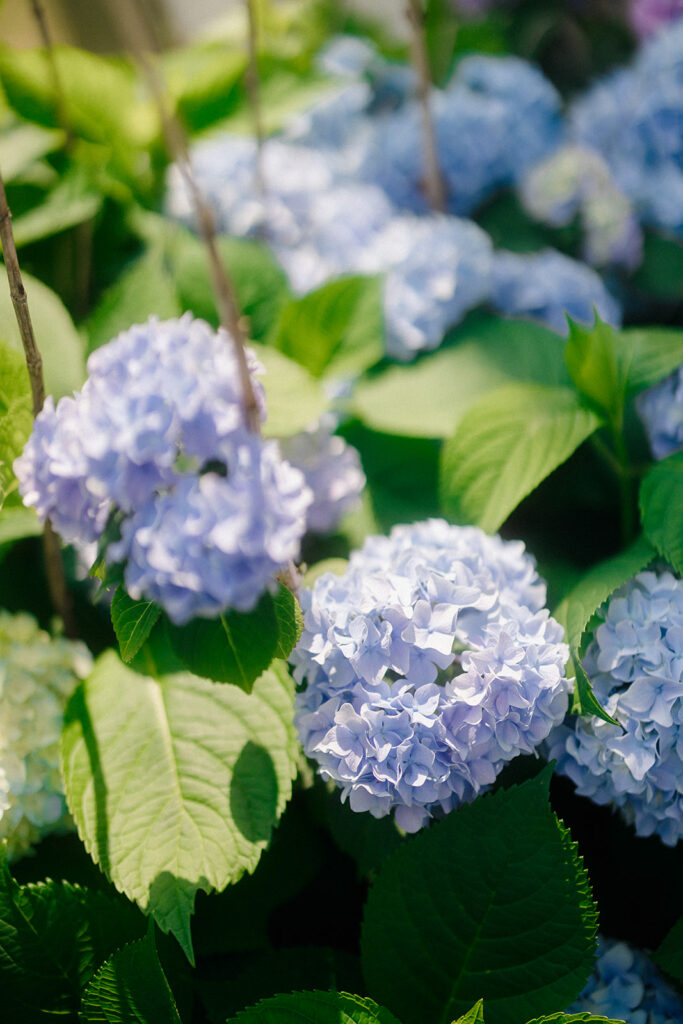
61, 651, 298, 963
0, 340, 32, 509
275, 275, 384, 379
361, 769, 597, 1024
167, 584, 301, 690
440, 383, 601, 532
525, 1016, 625, 1023
639, 452, 683, 575
227, 990, 403, 1024
11, 165, 102, 247
111, 588, 161, 664
81, 931, 182, 1024
654, 915, 683, 987
353, 313, 568, 439
571, 660, 619, 727
425, 0, 459, 85
0, 122, 64, 182
0, 267, 85, 398
632, 232, 683, 301
0, 844, 145, 1022
620, 326, 683, 393
250, 343, 328, 438
0, 505, 41, 558
162, 42, 246, 135
452, 1002, 485, 1024
302, 557, 349, 589
565, 316, 626, 430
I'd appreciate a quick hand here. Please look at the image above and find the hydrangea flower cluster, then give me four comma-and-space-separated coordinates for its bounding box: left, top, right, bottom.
519, 144, 643, 269
630, 0, 683, 40
293, 520, 571, 832
15, 316, 311, 625
279, 421, 365, 535
568, 936, 683, 1023
637, 366, 683, 459
546, 570, 683, 846
0, 611, 92, 860
571, 21, 683, 237
491, 248, 622, 333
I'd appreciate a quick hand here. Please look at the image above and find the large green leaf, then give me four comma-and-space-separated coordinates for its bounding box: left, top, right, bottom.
0, 267, 85, 398
81, 931, 182, 1024
62, 651, 298, 963
654, 915, 683, 987
0, 505, 41, 560
227, 990, 403, 1024
0, 122, 64, 182
565, 317, 625, 430
250, 343, 327, 437
353, 313, 568, 439
620, 326, 683, 393
361, 769, 597, 1024
167, 584, 302, 690
0, 340, 32, 508
440, 383, 601, 532
0, 845, 145, 1023
639, 452, 683, 576
111, 588, 161, 664
274, 275, 385, 379
632, 232, 683, 301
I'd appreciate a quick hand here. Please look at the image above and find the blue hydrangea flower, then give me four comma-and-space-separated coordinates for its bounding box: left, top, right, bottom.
520, 143, 643, 269
637, 366, 683, 459
293, 520, 570, 832
491, 248, 622, 334
15, 316, 311, 623
571, 22, 683, 237
279, 421, 365, 534
569, 936, 683, 1023
546, 570, 683, 846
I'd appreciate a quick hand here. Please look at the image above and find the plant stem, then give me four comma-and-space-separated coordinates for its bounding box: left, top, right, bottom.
0, 171, 76, 637
613, 427, 637, 546
30, 0, 74, 152
405, 0, 447, 212
244, 0, 266, 205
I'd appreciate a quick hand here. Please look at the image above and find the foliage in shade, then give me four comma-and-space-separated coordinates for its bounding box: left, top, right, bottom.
361, 769, 597, 1024
524, 1015, 625, 1023
440, 383, 601, 532
226, 990, 403, 1024
639, 452, 683, 575
111, 588, 161, 664
452, 1000, 485, 1023
655, 916, 683, 987
80, 931, 182, 1024
61, 652, 298, 963
0, 845, 146, 1023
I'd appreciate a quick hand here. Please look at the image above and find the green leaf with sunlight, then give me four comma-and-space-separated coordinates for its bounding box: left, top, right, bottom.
111, 588, 161, 665
565, 316, 626, 430
452, 1002, 485, 1024
251, 343, 327, 437
227, 990, 403, 1024
440, 382, 601, 533
11, 165, 102, 248
620, 326, 683, 393
639, 452, 683, 576
525, 1016, 626, 1023
62, 650, 298, 963
0, 121, 64, 183
361, 769, 597, 1024
0, 340, 32, 510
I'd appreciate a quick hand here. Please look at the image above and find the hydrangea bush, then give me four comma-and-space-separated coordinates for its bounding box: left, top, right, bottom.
0, 3, 682, 1023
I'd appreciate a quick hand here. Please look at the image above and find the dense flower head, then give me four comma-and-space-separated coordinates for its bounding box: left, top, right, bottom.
279, 421, 365, 534
0, 611, 92, 860
546, 570, 683, 846
636, 366, 683, 459
569, 936, 683, 1023
491, 248, 622, 333
571, 21, 683, 236
293, 520, 570, 832
520, 143, 643, 269
15, 316, 311, 624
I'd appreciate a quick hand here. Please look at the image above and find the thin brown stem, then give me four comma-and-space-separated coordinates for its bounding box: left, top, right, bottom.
0, 171, 76, 637
30, 0, 74, 152
406, 0, 447, 212
244, 0, 266, 204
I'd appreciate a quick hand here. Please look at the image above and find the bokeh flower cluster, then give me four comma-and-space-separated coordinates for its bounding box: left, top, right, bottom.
637, 366, 683, 459
546, 570, 683, 846
293, 520, 570, 832
0, 611, 92, 860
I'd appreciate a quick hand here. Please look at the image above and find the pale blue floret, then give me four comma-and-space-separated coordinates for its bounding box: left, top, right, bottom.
491, 248, 622, 334
637, 366, 683, 459
546, 571, 683, 846
571, 22, 683, 237
569, 936, 683, 1024
293, 520, 570, 832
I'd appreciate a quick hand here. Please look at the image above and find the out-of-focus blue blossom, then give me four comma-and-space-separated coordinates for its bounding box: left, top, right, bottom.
317, 35, 377, 78
109, 436, 311, 625
520, 143, 643, 268
631, 0, 683, 39
15, 316, 311, 623
637, 366, 683, 460
491, 248, 622, 333
569, 936, 683, 1023
571, 22, 683, 237
293, 520, 570, 832
546, 570, 683, 846
279, 421, 365, 534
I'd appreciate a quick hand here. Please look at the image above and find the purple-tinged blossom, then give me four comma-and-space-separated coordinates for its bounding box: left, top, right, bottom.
293, 520, 570, 832
546, 570, 683, 846
491, 248, 622, 334
630, 0, 683, 39
569, 936, 683, 1023
637, 366, 683, 459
